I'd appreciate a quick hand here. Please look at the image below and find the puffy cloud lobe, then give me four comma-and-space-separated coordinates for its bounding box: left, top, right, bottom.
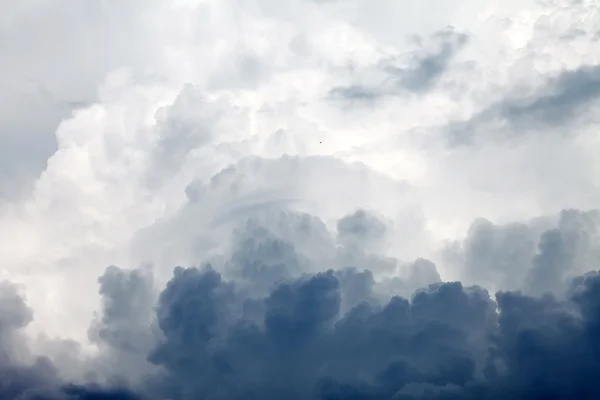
109, 243, 600, 399
442, 218, 540, 291
143, 266, 491, 400
0, 0, 169, 200
337, 209, 387, 248
0, 281, 140, 400
524, 209, 600, 296
90, 266, 156, 353
444, 209, 600, 295
329, 27, 468, 103
87, 266, 158, 384
226, 221, 305, 296
2, 245, 600, 398
6, 205, 600, 399
487, 275, 600, 399
319, 271, 600, 399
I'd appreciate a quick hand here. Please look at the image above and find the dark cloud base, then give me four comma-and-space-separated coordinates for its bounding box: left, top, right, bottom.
3, 209, 600, 400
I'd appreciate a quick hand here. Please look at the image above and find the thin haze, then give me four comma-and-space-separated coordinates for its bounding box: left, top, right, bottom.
1, 0, 600, 399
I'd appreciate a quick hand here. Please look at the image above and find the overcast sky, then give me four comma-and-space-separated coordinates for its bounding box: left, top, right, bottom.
2, 0, 600, 399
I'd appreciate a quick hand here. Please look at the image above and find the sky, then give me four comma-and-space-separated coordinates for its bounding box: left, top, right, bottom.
1, 0, 600, 399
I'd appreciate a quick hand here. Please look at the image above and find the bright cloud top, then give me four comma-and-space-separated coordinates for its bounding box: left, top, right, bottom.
1, 0, 600, 399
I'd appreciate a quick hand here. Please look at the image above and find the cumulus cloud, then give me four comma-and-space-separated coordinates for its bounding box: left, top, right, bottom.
2, 206, 600, 399
4, 247, 600, 399
0, 280, 140, 399
2, 0, 600, 399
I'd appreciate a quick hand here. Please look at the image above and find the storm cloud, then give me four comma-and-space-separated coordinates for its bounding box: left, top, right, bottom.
1, 207, 600, 399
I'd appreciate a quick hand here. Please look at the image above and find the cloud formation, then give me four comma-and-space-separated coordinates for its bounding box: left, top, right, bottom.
329, 27, 469, 102
2, 0, 600, 399
1, 207, 600, 399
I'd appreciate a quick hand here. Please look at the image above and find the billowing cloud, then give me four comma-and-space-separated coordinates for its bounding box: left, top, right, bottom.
1, 206, 599, 399
2, 0, 600, 399
444, 209, 600, 295
3, 239, 600, 399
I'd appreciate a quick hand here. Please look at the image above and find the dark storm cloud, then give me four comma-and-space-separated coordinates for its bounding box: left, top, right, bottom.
117, 208, 600, 400
143, 266, 494, 400
487, 273, 600, 399
329, 27, 468, 103
4, 209, 600, 399
524, 209, 600, 296
446, 64, 600, 145
142, 263, 600, 399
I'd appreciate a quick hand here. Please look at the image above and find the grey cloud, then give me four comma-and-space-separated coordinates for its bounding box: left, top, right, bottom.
334, 267, 378, 312
391, 28, 469, 92
329, 27, 468, 103
90, 266, 156, 353
131, 155, 417, 268
0, 281, 139, 399
525, 209, 600, 296
337, 209, 387, 247
226, 221, 304, 296
443, 218, 539, 291
446, 64, 600, 145
403, 258, 442, 292
142, 266, 493, 400
87, 266, 159, 385
147, 266, 240, 398
444, 209, 600, 295
4, 209, 600, 399
218, 208, 431, 311
0, 281, 33, 334
501, 65, 600, 126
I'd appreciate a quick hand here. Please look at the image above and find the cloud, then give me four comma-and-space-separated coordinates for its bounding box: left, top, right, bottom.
0, 281, 141, 399
7, 256, 600, 399
141, 262, 600, 400
1, 207, 599, 399
443, 209, 600, 295
3, 0, 600, 399
0, 0, 170, 200
329, 27, 469, 103
446, 64, 600, 146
